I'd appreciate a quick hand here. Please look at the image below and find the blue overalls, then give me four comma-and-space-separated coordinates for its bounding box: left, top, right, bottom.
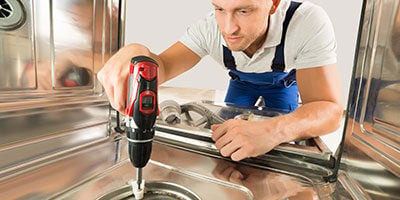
223, 1, 302, 114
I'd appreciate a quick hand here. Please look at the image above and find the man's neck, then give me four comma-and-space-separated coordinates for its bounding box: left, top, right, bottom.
244, 33, 267, 58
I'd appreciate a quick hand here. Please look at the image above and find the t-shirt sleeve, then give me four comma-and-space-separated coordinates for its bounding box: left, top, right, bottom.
179, 13, 216, 58
293, 6, 337, 69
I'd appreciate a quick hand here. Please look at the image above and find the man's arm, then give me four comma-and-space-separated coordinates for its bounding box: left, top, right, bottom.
211, 64, 343, 161
158, 42, 202, 83
97, 42, 201, 114
288, 64, 343, 140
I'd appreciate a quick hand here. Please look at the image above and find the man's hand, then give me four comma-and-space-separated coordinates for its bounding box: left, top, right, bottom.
97, 43, 152, 114
97, 42, 201, 114
211, 119, 283, 161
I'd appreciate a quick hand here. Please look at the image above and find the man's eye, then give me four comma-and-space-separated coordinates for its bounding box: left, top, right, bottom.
240, 9, 249, 14
215, 8, 224, 12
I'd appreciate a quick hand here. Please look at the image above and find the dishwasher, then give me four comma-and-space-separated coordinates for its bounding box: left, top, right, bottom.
0, 0, 399, 199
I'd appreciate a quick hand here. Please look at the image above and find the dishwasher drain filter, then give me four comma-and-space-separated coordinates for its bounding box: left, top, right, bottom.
0, 0, 25, 30
97, 181, 201, 200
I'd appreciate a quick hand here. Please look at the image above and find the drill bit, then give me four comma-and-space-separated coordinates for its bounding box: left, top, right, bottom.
136, 168, 143, 189
131, 167, 145, 199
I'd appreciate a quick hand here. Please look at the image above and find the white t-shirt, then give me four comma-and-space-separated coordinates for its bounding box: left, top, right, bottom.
179, 0, 337, 73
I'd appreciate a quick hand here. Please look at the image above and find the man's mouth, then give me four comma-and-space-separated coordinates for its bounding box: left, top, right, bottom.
226, 36, 242, 44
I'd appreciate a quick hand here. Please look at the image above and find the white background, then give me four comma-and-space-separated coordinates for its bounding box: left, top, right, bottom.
125, 0, 364, 108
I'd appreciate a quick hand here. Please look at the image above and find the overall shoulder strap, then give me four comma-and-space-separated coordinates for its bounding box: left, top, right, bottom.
223, 45, 237, 69
271, 1, 302, 72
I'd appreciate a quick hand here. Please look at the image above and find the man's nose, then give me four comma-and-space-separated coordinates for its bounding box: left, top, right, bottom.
224, 15, 239, 35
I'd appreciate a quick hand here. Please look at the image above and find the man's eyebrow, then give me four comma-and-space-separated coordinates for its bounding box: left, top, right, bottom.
211, 3, 254, 10
234, 6, 253, 11
211, 3, 221, 8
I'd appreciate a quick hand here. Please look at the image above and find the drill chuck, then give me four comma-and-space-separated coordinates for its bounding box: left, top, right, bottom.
126, 127, 154, 168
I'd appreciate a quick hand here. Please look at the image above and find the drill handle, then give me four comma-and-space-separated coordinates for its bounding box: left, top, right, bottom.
126, 56, 159, 130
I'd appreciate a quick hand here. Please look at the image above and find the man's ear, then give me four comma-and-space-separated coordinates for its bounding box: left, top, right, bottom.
270, 0, 281, 14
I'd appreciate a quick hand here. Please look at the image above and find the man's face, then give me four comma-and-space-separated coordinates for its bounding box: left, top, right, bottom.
212, 0, 275, 52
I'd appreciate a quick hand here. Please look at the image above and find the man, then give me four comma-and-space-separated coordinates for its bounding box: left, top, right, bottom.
98, 0, 343, 161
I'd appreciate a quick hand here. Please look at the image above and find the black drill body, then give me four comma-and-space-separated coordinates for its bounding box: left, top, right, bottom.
126, 56, 158, 169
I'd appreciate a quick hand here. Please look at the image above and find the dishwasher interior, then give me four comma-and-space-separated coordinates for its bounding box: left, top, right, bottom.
0, 0, 399, 199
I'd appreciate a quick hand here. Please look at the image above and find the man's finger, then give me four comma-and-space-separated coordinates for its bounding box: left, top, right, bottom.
107, 86, 115, 109
214, 131, 235, 149
219, 139, 241, 157
210, 124, 221, 131
211, 123, 228, 141
230, 148, 249, 161
115, 78, 127, 114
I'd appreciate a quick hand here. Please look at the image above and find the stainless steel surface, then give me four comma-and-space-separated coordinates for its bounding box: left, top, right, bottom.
0, 0, 121, 94
0, 123, 109, 180
0, 137, 121, 200
0, 0, 124, 177
0, 0, 34, 90
341, 146, 400, 199
0, 0, 126, 198
97, 181, 201, 200
0, 137, 331, 199
0, 98, 109, 147
335, 172, 371, 200
340, 0, 400, 199
0, 0, 25, 30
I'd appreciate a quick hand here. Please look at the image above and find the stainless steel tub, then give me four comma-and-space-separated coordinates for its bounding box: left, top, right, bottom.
97, 181, 201, 200
0, 136, 325, 199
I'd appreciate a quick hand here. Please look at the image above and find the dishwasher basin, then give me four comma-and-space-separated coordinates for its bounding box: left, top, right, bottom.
61, 139, 320, 200
97, 181, 201, 200
63, 141, 255, 200
0, 134, 321, 200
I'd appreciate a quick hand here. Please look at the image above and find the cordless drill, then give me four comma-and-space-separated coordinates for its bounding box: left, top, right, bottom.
125, 56, 158, 199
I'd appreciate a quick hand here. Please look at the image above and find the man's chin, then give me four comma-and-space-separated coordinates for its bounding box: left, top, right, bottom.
225, 44, 245, 52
